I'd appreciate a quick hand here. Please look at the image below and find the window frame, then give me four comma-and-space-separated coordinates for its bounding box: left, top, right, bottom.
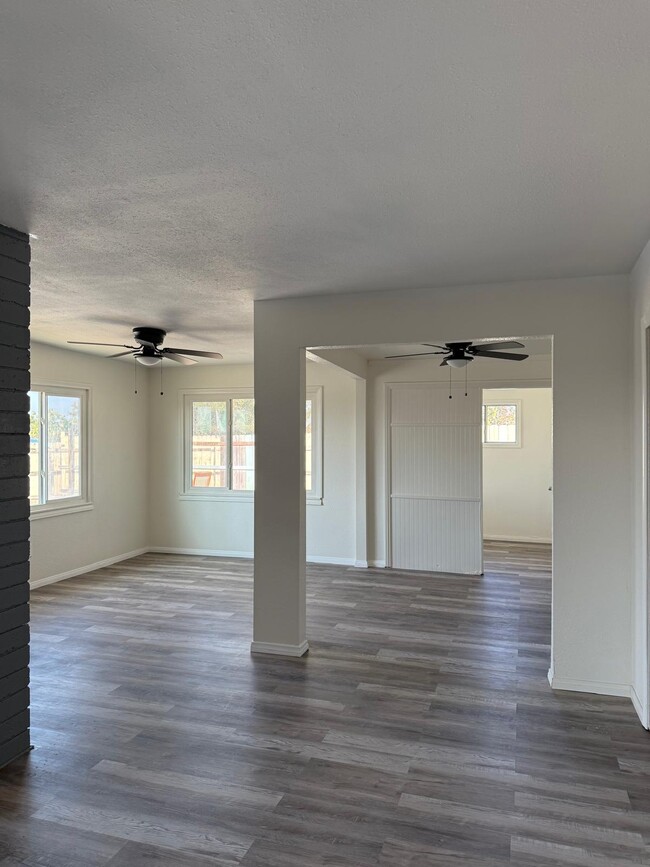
180, 386, 324, 503
482, 398, 522, 448
182, 388, 254, 500
29, 384, 92, 519
306, 386, 323, 504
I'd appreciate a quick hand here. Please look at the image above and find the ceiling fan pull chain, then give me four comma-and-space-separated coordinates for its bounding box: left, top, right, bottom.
449, 364, 452, 399
160, 358, 164, 396
134, 357, 138, 395
465, 363, 468, 397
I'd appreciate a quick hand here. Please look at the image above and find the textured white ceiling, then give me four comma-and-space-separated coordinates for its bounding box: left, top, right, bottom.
1, 2, 649, 362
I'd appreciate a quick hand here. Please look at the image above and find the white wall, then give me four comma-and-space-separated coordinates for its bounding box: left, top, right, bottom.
366, 353, 553, 565
631, 239, 650, 726
253, 276, 633, 694
306, 363, 357, 562
30, 343, 149, 584
148, 359, 358, 563
482, 387, 552, 544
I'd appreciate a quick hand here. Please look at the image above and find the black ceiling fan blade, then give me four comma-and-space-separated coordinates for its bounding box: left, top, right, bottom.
135, 338, 159, 349
421, 344, 449, 350
164, 348, 224, 359
385, 351, 447, 359
68, 341, 133, 348
472, 350, 529, 361
440, 359, 449, 366
164, 352, 197, 365
107, 350, 134, 358
472, 341, 525, 351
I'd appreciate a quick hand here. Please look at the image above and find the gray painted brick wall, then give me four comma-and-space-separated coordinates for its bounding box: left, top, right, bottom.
0, 224, 30, 768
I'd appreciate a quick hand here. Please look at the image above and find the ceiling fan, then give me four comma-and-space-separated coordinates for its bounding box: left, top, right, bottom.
386, 340, 528, 367
68, 326, 223, 366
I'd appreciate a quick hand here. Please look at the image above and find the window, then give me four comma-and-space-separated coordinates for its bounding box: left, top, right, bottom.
183, 387, 323, 501
482, 400, 521, 447
305, 388, 323, 499
29, 386, 90, 515
188, 396, 254, 492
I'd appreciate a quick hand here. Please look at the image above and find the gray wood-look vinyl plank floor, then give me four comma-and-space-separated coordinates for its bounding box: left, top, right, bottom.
1, 542, 649, 864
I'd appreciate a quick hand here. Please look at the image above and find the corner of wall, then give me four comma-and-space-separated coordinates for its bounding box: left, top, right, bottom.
629, 236, 650, 729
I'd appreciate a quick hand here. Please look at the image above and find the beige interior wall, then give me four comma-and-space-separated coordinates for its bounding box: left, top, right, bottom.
29, 342, 149, 584
630, 240, 650, 726
147, 359, 358, 562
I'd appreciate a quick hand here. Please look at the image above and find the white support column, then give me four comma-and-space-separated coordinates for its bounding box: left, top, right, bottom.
251, 338, 308, 656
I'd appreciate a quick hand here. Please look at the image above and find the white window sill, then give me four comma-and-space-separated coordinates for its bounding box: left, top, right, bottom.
180, 493, 255, 503
30, 502, 94, 520
179, 494, 324, 505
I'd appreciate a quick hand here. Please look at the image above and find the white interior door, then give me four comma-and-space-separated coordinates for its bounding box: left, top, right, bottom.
389, 384, 482, 574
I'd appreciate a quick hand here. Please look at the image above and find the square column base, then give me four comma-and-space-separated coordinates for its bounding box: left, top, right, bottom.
250, 640, 309, 657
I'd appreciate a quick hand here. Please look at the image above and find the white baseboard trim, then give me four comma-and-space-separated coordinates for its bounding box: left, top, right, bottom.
30, 547, 149, 590
32, 545, 367, 589
484, 534, 552, 544
548, 673, 631, 698
631, 683, 648, 729
307, 555, 356, 566
149, 546, 254, 559
150, 546, 357, 567
368, 559, 386, 568
354, 560, 369, 568
250, 640, 309, 657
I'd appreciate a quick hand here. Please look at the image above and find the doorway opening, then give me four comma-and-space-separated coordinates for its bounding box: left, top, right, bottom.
482, 385, 553, 548
381, 337, 553, 672
482, 385, 553, 665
